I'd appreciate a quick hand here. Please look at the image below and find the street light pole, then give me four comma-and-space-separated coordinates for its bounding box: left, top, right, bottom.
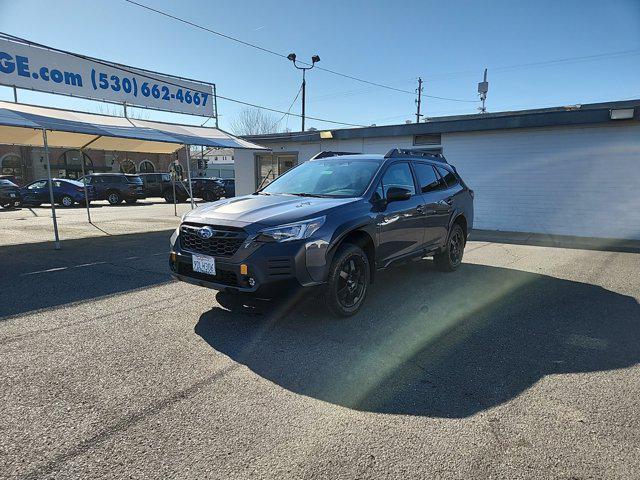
287, 53, 320, 132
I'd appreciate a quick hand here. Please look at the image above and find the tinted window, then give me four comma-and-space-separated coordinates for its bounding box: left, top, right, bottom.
379, 162, 416, 197
0, 179, 17, 187
436, 166, 458, 188
413, 163, 442, 193
162, 173, 171, 181
126, 175, 143, 184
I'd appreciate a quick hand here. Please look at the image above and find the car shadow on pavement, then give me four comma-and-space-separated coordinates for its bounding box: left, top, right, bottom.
0, 230, 175, 319
195, 260, 640, 418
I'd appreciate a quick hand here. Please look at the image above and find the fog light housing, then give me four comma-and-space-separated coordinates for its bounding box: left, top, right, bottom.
248, 277, 256, 287
240, 264, 248, 275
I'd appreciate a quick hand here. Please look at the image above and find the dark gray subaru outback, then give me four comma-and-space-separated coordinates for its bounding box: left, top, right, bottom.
169, 149, 474, 316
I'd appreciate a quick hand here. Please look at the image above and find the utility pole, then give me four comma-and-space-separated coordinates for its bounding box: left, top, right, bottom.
287, 53, 321, 132
478, 68, 489, 114
415, 77, 423, 123
301, 69, 307, 132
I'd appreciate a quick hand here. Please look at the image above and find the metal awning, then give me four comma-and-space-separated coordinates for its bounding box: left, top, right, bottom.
0, 100, 266, 250
0, 100, 266, 153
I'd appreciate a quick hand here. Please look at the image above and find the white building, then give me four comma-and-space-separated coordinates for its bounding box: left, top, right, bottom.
237, 99, 640, 240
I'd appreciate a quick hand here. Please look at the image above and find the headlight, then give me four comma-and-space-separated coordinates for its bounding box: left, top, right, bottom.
257, 216, 325, 243
170, 226, 179, 247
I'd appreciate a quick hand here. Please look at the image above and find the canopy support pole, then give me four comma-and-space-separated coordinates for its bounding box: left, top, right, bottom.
213, 84, 219, 128
184, 145, 195, 210
78, 148, 92, 224
12, 86, 17, 103
77, 137, 101, 225
42, 129, 60, 250
172, 164, 177, 217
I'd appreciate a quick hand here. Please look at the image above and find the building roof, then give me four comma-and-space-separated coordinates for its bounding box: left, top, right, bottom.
244, 99, 640, 144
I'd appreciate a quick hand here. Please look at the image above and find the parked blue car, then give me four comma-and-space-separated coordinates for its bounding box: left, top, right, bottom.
20, 178, 95, 207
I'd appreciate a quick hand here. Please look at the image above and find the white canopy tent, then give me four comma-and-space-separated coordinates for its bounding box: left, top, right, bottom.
0, 100, 266, 248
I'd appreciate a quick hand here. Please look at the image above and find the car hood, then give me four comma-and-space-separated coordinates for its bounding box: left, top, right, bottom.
184, 193, 359, 228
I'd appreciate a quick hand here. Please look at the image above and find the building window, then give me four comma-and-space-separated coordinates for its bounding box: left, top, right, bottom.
1, 153, 26, 183
139, 160, 155, 173
413, 133, 441, 146
255, 154, 297, 188
119, 159, 136, 174
58, 150, 94, 180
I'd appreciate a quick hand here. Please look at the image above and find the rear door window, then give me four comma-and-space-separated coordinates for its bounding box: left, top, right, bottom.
413, 162, 442, 193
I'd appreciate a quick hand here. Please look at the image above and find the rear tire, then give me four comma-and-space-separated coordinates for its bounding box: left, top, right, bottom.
204, 191, 217, 202
60, 195, 74, 207
434, 223, 465, 272
324, 243, 370, 317
107, 191, 121, 205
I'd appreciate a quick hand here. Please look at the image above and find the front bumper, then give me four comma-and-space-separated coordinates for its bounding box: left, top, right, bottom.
169, 230, 329, 296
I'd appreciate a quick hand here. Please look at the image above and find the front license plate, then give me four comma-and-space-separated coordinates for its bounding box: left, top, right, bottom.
192, 254, 216, 276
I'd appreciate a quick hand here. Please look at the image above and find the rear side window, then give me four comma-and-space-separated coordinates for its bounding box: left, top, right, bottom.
413, 162, 442, 193
436, 166, 459, 188
127, 176, 143, 184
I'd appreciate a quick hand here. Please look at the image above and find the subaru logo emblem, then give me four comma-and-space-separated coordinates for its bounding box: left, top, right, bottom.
198, 226, 215, 239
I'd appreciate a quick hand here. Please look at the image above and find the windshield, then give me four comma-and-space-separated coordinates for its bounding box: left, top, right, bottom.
262, 159, 381, 198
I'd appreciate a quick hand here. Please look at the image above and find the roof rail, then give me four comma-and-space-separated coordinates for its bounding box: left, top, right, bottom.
310, 151, 358, 160
384, 148, 447, 163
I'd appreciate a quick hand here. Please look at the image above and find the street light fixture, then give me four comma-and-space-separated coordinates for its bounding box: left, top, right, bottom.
287, 53, 320, 131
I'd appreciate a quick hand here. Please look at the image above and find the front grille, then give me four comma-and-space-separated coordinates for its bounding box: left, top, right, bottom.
180, 224, 246, 257
178, 262, 239, 287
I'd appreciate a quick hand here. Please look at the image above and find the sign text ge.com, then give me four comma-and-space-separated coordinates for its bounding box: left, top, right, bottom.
0, 38, 215, 117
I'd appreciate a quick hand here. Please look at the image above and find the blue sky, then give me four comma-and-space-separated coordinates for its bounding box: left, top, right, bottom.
0, 0, 639, 132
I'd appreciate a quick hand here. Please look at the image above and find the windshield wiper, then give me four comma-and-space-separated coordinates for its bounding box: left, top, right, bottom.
287, 192, 334, 198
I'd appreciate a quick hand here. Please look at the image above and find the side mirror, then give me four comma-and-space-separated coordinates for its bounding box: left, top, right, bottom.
386, 186, 412, 203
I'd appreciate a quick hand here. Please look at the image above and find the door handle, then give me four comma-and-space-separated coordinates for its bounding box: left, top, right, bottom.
439, 198, 453, 206
416, 204, 426, 214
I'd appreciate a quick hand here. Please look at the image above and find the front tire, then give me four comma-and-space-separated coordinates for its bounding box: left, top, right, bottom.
434, 223, 465, 272
324, 243, 370, 317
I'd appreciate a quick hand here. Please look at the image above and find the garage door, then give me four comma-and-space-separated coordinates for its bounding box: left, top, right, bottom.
444, 123, 640, 240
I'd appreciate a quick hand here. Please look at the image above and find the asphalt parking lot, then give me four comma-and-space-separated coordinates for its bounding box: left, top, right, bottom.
1, 204, 639, 479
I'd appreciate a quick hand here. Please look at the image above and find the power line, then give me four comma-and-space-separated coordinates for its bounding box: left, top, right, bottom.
121, 0, 477, 102
0, 32, 366, 128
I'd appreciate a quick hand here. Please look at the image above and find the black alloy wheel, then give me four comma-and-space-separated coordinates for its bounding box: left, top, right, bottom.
325, 243, 370, 317
434, 223, 465, 272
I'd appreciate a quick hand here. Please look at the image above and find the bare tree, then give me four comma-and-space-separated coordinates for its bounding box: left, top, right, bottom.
230, 107, 279, 136
94, 104, 149, 120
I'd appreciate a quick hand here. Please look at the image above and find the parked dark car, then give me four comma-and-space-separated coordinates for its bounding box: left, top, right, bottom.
190, 177, 227, 202
138, 172, 189, 203
0, 174, 21, 186
20, 178, 94, 207
0, 178, 22, 208
217, 178, 235, 198
169, 149, 474, 317
81, 173, 146, 205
